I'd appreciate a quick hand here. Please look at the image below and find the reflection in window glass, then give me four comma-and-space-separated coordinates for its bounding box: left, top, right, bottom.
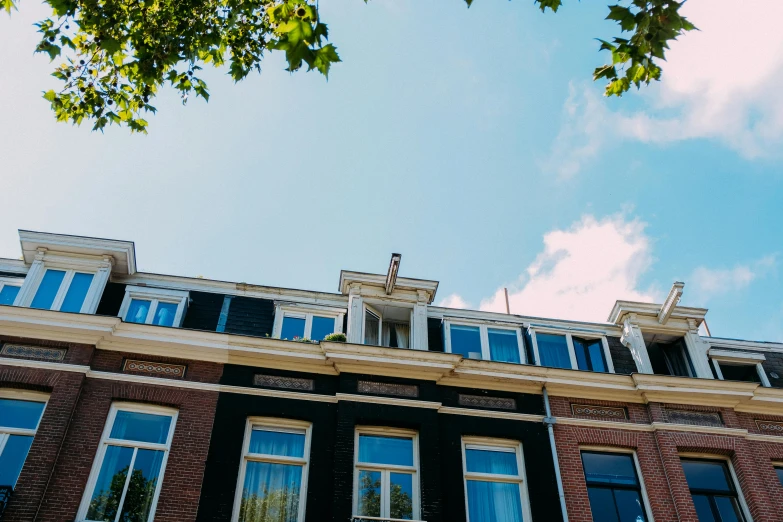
357, 470, 382, 517
310, 316, 335, 341
0, 398, 46, 430
248, 429, 305, 458
126, 299, 151, 324
153, 302, 178, 327
488, 329, 520, 363
0, 285, 20, 305
59, 272, 94, 313
581, 451, 647, 522
0, 435, 35, 488
0, 397, 46, 488
358, 435, 414, 466
536, 333, 571, 369
450, 325, 481, 358
280, 316, 306, 340
355, 431, 417, 520
573, 338, 607, 372
110, 411, 172, 444
30, 269, 66, 310
681, 459, 745, 522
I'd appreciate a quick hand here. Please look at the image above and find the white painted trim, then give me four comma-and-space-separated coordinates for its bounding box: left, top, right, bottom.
438, 407, 545, 423
461, 436, 532, 522
353, 426, 420, 520
529, 327, 615, 373
709, 349, 766, 363
272, 303, 345, 340
0, 356, 90, 373
444, 320, 526, 364
0, 276, 23, 303
677, 454, 754, 522
230, 417, 312, 522
337, 393, 441, 410
118, 285, 189, 328
76, 402, 178, 522
711, 355, 771, 388
577, 446, 655, 522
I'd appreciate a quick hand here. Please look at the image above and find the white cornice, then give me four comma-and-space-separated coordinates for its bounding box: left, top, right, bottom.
608, 300, 708, 327
429, 307, 622, 335
19, 230, 136, 275
338, 271, 438, 303
0, 258, 27, 275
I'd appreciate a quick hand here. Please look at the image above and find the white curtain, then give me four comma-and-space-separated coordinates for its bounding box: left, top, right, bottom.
395, 323, 409, 349
467, 480, 524, 522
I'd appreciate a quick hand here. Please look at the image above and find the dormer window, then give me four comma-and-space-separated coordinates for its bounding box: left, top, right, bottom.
273, 304, 345, 341
528, 327, 614, 373
118, 286, 189, 327
30, 269, 95, 312
708, 349, 770, 386
363, 303, 411, 348
0, 277, 23, 306
444, 320, 525, 363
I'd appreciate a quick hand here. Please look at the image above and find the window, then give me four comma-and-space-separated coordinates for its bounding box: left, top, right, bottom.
461, 438, 531, 522
445, 322, 525, 364
77, 403, 177, 522
708, 350, 770, 387
528, 328, 614, 373
581, 451, 649, 522
363, 304, 411, 349
232, 418, 311, 522
0, 277, 22, 306
647, 339, 694, 377
775, 465, 783, 487
118, 286, 189, 328
276, 308, 343, 341
681, 458, 748, 522
28, 268, 95, 312
0, 391, 47, 489
353, 427, 419, 520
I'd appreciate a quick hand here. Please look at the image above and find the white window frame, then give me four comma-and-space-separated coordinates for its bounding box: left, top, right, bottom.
231, 417, 312, 522
461, 436, 533, 522
678, 452, 754, 522
579, 445, 655, 522
527, 326, 615, 373
0, 389, 49, 483
0, 276, 23, 304
708, 349, 770, 387
272, 303, 345, 340
76, 402, 178, 522
118, 285, 189, 327
443, 319, 526, 363
361, 302, 414, 349
20, 267, 100, 313
353, 426, 420, 521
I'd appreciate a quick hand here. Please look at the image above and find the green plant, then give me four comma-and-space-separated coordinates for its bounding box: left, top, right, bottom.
323, 333, 346, 343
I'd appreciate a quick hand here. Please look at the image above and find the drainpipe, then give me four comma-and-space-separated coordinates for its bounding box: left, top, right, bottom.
542, 386, 569, 522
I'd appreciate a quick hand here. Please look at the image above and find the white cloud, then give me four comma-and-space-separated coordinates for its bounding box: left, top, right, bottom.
690, 255, 777, 301
547, 0, 783, 175
438, 293, 471, 309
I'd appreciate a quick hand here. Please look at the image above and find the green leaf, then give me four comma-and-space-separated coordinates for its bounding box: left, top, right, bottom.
3, 0, 16, 14
311, 44, 340, 77
42, 89, 57, 102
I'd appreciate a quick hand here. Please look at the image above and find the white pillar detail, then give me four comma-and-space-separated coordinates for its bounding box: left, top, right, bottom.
683, 319, 714, 379
81, 255, 113, 314
621, 315, 653, 374
412, 290, 429, 351
346, 284, 364, 344
13, 249, 47, 307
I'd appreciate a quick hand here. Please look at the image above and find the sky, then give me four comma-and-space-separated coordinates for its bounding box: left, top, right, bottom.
1, 0, 781, 342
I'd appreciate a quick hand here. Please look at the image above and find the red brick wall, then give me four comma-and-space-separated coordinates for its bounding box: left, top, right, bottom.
90, 349, 223, 384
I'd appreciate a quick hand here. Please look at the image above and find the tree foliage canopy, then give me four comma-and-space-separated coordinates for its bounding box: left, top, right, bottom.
4, 0, 695, 133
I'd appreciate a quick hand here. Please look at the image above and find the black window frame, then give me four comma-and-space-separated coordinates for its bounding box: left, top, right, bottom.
581, 450, 649, 522
681, 458, 747, 522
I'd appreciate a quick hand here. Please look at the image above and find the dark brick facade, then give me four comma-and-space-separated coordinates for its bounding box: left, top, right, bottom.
606, 335, 638, 375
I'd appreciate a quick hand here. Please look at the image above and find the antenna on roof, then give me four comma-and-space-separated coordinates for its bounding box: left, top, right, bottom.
385, 253, 401, 295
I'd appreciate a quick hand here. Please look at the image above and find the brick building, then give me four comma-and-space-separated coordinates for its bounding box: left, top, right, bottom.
0, 230, 782, 522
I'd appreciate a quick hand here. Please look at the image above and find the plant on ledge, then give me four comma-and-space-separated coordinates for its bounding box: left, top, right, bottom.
323, 333, 346, 343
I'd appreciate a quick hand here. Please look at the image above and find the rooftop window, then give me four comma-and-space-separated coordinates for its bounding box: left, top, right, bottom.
273, 304, 344, 341
118, 285, 189, 328
445, 321, 524, 364
528, 327, 614, 373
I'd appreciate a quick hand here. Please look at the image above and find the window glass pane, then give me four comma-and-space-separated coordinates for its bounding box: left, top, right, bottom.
281, 316, 306, 340
119, 448, 164, 522
681, 460, 732, 493
450, 325, 481, 358
614, 488, 646, 521
59, 272, 94, 313
110, 411, 171, 445
536, 333, 572, 369
0, 435, 34, 487
465, 449, 519, 476
718, 363, 760, 383
0, 398, 46, 430
488, 329, 520, 364
357, 470, 382, 517
714, 496, 743, 522
126, 299, 151, 324
776, 467, 783, 486
86, 445, 135, 521
311, 316, 335, 341
30, 269, 66, 310
466, 480, 524, 522
390, 473, 414, 520
358, 435, 413, 466
691, 494, 717, 522
248, 429, 305, 458
0, 285, 20, 306
574, 339, 590, 372
364, 311, 380, 346
587, 487, 619, 522
239, 461, 303, 522
582, 452, 639, 486
587, 341, 607, 372
573, 338, 607, 372
152, 302, 178, 327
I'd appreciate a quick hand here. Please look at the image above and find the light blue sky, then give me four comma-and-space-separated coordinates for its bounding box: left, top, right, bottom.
1, 0, 781, 341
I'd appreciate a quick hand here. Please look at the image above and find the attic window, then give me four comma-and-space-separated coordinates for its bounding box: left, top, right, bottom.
118, 286, 189, 327
0, 277, 23, 306
272, 304, 345, 341
709, 349, 769, 387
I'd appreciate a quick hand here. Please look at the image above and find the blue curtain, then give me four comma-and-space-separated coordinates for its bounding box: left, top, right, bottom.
153, 302, 178, 327
110, 411, 171, 444
249, 430, 305, 458
240, 462, 303, 522
536, 333, 571, 369
450, 325, 481, 358
466, 481, 524, 522
358, 435, 413, 466
60, 272, 94, 313
488, 329, 520, 363
465, 449, 518, 475
127, 299, 151, 324
0, 435, 34, 487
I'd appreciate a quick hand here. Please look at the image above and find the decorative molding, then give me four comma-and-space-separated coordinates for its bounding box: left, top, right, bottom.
664, 409, 723, 427
755, 420, 783, 435
254, 374, 315, 391
0, 343, 66, 362
458, 394, 516, 410
123, 359, 186, 379
358, 380, 418, 398
571, 404, 627, 420
337, 392, 441, 410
